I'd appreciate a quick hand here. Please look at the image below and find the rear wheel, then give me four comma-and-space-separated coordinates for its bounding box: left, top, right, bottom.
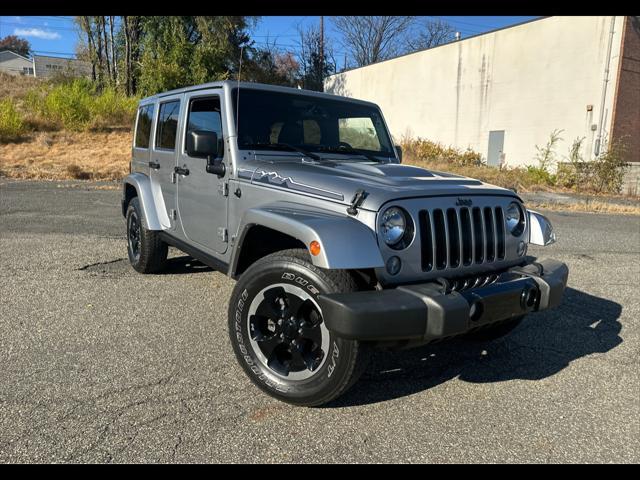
126, 196, 168, 273
228, 249, 370, 406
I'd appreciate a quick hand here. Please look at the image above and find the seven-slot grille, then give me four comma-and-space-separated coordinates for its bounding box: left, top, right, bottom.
419, 206, 506, 272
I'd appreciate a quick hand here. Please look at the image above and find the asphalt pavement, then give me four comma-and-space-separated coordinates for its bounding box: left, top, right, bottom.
0, 179, 638, 463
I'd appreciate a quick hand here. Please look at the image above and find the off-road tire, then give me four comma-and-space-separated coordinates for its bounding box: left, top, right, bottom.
125, 196, 168, 274
464, 315, 525, 342
228, 248, 370, 407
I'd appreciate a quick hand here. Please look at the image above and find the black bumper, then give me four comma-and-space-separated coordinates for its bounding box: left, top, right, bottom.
318, 258, 568, 342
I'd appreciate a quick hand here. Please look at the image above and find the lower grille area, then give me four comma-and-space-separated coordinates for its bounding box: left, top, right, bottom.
420, 206, 506, 272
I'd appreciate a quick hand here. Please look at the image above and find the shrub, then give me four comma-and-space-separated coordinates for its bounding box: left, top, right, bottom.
401, 137, 484, 167
22, 79, 138, 132
0, 98, 25, 142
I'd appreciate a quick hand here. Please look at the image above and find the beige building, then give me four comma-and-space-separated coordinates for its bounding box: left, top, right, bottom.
0, 51, 91, 79
325, 16, 640, 167
0, 50, 34, 76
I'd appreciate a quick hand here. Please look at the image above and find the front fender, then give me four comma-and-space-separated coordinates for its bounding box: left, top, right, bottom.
122, 173, 166, 231
527, 209, 557, 246
232, 202, 385, 271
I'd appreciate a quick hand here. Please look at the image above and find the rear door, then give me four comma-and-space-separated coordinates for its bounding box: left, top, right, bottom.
176, 89, 228, 255
150, 95, 183, 230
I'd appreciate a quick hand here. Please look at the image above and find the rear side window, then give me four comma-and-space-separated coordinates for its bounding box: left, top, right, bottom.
134, 104, 154, 149
156, 100, 181, 150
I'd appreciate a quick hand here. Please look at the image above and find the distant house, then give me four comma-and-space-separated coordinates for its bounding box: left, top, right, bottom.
0, 50, 91, 79
32, 54, 92, 79
0, 50, 34, 76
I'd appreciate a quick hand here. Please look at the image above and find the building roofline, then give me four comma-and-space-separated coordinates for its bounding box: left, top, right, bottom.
326, 16, 551, 78
0, 49, 32, 62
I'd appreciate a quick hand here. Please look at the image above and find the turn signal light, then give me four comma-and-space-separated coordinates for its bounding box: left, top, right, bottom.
309, 241, 321, 256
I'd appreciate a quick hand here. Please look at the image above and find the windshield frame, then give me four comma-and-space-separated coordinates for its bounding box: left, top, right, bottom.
231, 87, 397, 161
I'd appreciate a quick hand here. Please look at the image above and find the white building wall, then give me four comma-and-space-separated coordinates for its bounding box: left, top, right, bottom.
325, 16, 625, 168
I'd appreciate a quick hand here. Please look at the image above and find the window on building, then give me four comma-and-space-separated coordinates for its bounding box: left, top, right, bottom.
155, 100, 181, 150
134, 105, 154, 149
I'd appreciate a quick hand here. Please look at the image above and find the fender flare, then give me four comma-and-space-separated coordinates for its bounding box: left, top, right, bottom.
230, 201, 384, 274
122, 173, 167, 231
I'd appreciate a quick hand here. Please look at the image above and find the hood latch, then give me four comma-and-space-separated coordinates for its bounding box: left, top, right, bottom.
347, 189, 368, 216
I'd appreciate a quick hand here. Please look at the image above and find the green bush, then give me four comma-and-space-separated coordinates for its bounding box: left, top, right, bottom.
0, 98, 25, 142
23, 79, 138, 131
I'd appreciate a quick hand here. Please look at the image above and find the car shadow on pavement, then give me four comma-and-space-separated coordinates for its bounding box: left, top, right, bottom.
327, 287, 622, 407
158, 255, 213, 275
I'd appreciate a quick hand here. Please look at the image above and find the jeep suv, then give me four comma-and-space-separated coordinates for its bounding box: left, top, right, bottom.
122, 81, 568, 406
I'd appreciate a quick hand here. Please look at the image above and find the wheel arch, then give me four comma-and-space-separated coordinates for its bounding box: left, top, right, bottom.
229, 202, 384, 278
122, 173, 164, 231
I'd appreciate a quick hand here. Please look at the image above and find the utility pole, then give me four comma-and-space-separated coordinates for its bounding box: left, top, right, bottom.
319, 16, 324, 76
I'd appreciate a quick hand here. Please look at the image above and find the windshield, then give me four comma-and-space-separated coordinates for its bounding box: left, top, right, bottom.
232, 88, 394, 160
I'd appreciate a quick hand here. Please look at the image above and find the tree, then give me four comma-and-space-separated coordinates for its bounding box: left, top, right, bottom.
0, 35, 31, 57
407, 19, 456, 51
333, 16, 416, 68
297, 23, 336, 91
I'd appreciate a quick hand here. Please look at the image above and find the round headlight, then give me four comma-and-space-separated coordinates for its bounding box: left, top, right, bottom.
380, 207, 406, 245
506, 202, 525, 236
380, 206, 414, 249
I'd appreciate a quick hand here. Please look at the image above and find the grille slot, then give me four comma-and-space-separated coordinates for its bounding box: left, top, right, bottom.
419, 204, 507, 273
433, 209, 447, 270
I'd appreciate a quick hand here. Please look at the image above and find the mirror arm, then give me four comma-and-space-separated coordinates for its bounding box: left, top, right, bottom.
206, 154, 226, 177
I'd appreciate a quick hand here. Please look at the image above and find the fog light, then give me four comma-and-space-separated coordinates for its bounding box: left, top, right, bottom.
517, 241, 527, 257
386, 256, 401, 275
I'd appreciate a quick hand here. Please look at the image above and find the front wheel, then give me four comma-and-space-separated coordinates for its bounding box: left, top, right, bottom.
228, 249, 370, 407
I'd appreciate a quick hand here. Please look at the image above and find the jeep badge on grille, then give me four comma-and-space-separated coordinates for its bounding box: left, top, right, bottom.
456, 198, 473, 206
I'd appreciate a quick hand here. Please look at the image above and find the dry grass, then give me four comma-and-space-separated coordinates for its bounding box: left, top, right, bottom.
0, 72, 43, 100
0, 130, 131, 181
527, 201, 640, 215
404, 157, 559, 193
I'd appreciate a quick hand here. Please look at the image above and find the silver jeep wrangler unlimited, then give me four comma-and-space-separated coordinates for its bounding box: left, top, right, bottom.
122, 81, 568, 406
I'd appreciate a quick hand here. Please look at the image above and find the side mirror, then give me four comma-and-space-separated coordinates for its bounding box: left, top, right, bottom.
187, 130, 225, 177
395, 145, 403, 163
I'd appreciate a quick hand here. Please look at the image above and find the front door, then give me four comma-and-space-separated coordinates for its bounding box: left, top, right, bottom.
176, 90, 229, 255
150, 95, 183, 229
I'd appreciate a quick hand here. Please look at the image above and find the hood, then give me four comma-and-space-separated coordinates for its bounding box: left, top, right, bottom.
237, 154, 519, 211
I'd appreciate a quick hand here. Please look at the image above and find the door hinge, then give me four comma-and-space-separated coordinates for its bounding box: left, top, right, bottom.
169, 209, 177, 221
171, 172, 177, 184
218, 227, 228, 243
218, 182, 229, 197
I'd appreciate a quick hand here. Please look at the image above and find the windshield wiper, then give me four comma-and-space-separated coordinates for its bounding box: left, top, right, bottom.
242, 142, 321, 161
316, 145, 388, 163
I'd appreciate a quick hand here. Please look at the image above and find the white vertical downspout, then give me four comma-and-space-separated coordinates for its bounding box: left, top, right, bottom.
595, 16, 617, 156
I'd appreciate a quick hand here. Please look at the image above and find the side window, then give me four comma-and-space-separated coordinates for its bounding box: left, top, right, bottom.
338, 117, 381, 151
134, 104, 154, 149
186, 96, 223, 155
156, 100, 181, 150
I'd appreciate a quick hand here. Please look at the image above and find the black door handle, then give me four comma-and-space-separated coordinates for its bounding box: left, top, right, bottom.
174, 166, 190, 176
149, 160, 160, 170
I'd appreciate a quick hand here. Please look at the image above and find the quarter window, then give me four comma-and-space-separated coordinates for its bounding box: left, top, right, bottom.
134, 104, 154, 149
156, 100, 181, 150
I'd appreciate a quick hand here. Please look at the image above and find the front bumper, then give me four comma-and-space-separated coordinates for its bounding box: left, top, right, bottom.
318, 258, 568, 342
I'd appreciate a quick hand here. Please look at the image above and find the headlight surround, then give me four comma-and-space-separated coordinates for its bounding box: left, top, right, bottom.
380, 206, 414, 249
506, 202, 525, 236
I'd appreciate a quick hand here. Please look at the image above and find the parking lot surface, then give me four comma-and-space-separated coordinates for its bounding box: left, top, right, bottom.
0, 180, 638, 463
